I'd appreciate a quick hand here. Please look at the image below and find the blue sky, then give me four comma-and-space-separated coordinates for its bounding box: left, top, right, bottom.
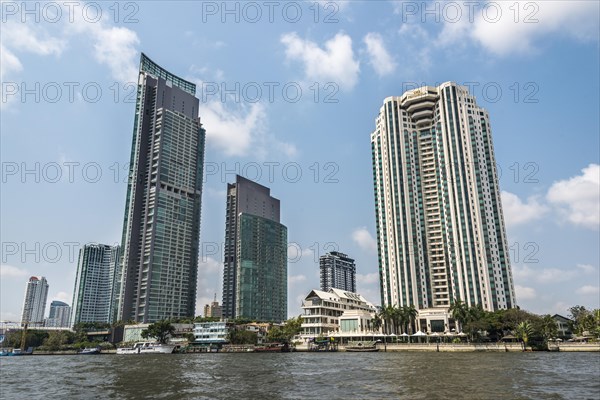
1, 1, 599, 322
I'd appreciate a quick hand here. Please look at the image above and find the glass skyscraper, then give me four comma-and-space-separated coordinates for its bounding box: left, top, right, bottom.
371, 82, 515, 313
118, 53, 206, 323
222, 175, 287, 322
71, 244, 121, 325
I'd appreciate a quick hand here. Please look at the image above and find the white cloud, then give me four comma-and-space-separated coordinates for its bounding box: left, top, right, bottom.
281, 32, 360, 90
363, 32, 397, 77
52, 291, 71, 304
352, 227, 377, 253
289, 274, 307, 284
501, 191, 548, 227
397, 23, 432, 73
576, 285, 599, 296
427, 1, 599, 57
357, 272, 379, 285
513, 264, 599, 284
515, 285, 537, 300
547, 164, 599, 230
198, 257, 222, 274
0, 265, 28, 279
90, 26, 140, 83
513, 264, 570, 284
0, 44, 22, 80
0, 22, 65, 57
1, 8, 140, 85
576, 264, 597, 274
198, 99, 296, 159
199, 101, 267, 157
470, 1, 599, 56
314, 0, 350, 10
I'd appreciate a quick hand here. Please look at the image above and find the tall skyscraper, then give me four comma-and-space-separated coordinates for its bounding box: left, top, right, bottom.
119, 53, 206, 323
71, 244, 121, 325
371, 82, 515, 315
46, 300, 71, 328
320, 251, 356, 293
20, 276, 48, 327
222, 175, 287, 322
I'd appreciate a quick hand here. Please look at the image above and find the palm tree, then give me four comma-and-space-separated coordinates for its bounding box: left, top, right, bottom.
391, 306, 403, 335
372, 313, 382, 333
515, 321, 534, 351
402, 305, 418, 334
380, 306, 394, 335
448, 299, 469, 332
539, 315, 558, 343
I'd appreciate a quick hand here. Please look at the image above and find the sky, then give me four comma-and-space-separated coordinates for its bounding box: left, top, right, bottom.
1, 1, 599, 322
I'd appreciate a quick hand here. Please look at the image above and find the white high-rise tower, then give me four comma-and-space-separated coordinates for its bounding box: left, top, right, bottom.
371, 82, 515, 321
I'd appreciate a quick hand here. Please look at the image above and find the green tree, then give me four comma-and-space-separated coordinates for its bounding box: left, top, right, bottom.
268, 317, 303, 343
402, 305, 418, 334
380, 305, 396, 335
4, 330, 49, 349
141, 320, 175, 344
449, 299, 469, 332
536, 315, 558, 343
42, 331, 71, 351
228, 329, 258, 345
372, 313, 382, 333
515, 321, 534, 350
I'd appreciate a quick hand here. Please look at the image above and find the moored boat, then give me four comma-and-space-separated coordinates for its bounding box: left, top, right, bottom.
345, 341, 379, 352
116, 342, 176, 354
79, 347, 101, 355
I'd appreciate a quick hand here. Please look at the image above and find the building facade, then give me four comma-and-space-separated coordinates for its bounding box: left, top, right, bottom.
71, 244, 121, 325
371, 82, 515, 314
46, 300, 71, 328
222, 175, 287, 322
203, 299, 223, 319
300, 288, 376, 337
320, 251, 356, 292
193, 322, 231, 345
20, 276, 49, 327
119, 53, 206, 323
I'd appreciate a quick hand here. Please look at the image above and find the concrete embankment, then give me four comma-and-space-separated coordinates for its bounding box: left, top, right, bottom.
375, 343, 525, 352
548, 343, 600, 352
31, 349, 117, 355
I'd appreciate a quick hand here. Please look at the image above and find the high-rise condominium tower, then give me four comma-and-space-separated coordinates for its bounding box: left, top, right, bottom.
320, 251, 356, 293
222, 175, 287, 322
119, 53, 206, 322
20, 276, 48, 327
71, 244, 121, 325
46, 300, 71, 328
371, 82, 515, 313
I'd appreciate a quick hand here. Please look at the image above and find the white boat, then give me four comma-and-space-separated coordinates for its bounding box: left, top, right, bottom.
116, 342, 176, 355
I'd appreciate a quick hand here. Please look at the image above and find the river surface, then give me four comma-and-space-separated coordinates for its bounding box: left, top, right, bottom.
1, 352, 599, 399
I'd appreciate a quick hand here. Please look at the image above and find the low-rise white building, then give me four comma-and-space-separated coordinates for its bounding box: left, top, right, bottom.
300, 288, 377, 337
193, 322, 230, 344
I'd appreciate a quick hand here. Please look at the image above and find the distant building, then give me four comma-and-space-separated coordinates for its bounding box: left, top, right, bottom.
123, 323, 193, 343
203, 298, 223, 319
46, 301, 71, 328
222, 175, 287, 322
300, 288, 376, 337
193, 321, 231, 345
552, 314, 573, 338
71, 244, 121, 325
20, 276, 49, 327
320, 251, 356, 293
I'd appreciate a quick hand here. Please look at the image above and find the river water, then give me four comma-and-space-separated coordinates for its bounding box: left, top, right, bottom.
1, 352, 599, 399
